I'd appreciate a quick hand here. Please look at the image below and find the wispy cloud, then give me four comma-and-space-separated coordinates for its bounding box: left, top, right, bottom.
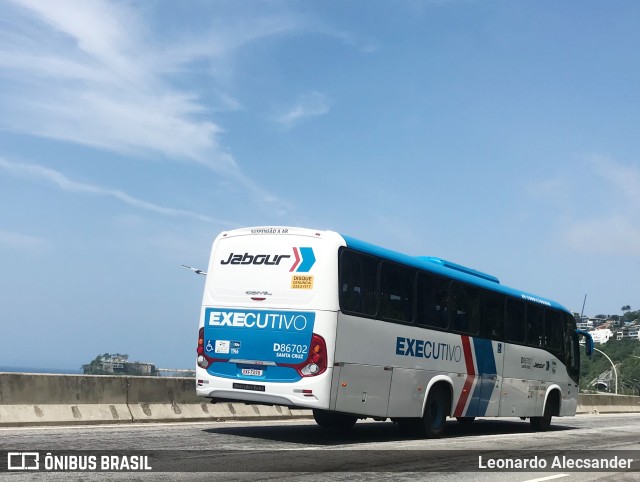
0, 157, 233, 225
0, 0, 237, 172
276, 92, 330, 128
0, 0, 302, 213
0, 229, 50, 253
0, 1, 369, 214
526, 177, 568, 202
564, 156, 640, 256
565, 215, 640, 256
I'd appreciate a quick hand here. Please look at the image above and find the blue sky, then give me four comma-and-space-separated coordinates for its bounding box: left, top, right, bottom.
1, 0, 639, 370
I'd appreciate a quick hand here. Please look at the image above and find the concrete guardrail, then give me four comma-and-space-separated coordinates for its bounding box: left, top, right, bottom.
576, 393, 640, 415
0, 373, 309, 427
1, 373, 639, 427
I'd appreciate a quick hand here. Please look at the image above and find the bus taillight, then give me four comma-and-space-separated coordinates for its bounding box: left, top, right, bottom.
299, 334, 327, 377
197, 327, 205, 354
197, 327, 211, 369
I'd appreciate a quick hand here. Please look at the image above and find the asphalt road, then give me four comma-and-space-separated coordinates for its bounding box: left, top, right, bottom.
1, 413, 639, 481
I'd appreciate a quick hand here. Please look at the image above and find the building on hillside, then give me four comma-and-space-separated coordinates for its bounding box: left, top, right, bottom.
591, 318, 610, 328
576, 318, 593, 331
616, 326, 640, 341
589, 328, 613, 344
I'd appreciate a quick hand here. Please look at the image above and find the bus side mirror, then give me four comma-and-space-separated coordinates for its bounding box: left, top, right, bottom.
576, 329, 594, 358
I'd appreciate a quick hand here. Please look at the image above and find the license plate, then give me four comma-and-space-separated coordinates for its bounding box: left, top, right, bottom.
241, 368, 263, 377
233, 383, 265, 392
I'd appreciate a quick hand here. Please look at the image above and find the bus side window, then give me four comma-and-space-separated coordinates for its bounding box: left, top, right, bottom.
359, 256, 379, 316
480, 291, 505, 340
339, 250, 360, 312
449, 282, 479, 335
380, 261, 415, 323
416, 272, 449, 329
526, 304, 544, 347
545, 309, 564, 353
339, 249, 378, 317
505, 299, 526, 343
564, 314, 579, 383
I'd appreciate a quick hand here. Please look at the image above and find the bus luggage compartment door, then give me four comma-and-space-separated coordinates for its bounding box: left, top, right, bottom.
333, 363, 392, 417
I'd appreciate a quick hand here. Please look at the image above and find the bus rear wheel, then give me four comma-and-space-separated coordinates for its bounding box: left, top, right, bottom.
312, 409, 357, 430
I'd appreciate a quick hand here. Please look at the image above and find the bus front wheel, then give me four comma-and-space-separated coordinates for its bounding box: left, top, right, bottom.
530, 403, 552, 431
419, 387, 449, 438
312, 409, 357, 430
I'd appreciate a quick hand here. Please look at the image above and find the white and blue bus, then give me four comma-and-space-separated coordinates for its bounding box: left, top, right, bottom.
196, 227, 593, 437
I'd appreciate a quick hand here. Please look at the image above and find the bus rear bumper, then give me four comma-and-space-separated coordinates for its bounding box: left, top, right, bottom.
200, 389, 300, 408
196, 375, 331, 409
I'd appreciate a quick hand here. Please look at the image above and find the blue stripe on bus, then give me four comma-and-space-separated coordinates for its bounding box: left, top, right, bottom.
473, 338, 497, 375
466, 380, 482, 418
472, 337, 497, 416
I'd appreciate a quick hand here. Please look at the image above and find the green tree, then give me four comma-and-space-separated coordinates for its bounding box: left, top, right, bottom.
580, 339, 640, 394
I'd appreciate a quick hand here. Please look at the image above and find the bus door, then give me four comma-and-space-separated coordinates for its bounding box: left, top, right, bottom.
499, 298, 532, 417
466, 338, 502, 417
472, 289, 506, 417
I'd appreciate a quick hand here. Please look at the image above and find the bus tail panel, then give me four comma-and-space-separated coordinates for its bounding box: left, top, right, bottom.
202, 307, 316, 382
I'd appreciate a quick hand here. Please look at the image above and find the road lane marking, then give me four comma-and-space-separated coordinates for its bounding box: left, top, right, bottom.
523, 474, 570, 482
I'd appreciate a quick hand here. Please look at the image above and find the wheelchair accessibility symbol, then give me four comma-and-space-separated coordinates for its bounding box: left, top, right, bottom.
205, 340, 214, 352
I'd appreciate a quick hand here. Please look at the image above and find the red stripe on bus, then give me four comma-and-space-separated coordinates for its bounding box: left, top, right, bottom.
461, 335, 475, 374
453, 335, 475, 417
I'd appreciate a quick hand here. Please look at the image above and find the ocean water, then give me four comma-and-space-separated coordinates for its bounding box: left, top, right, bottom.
0, 366, 83, 374
0, 366, 193, 377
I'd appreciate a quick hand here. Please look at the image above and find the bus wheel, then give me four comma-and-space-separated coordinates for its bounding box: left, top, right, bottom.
420, 387, 448, 438
312, 409, 357, 430
530, 403, 552, 431
456, 417, 475, 425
